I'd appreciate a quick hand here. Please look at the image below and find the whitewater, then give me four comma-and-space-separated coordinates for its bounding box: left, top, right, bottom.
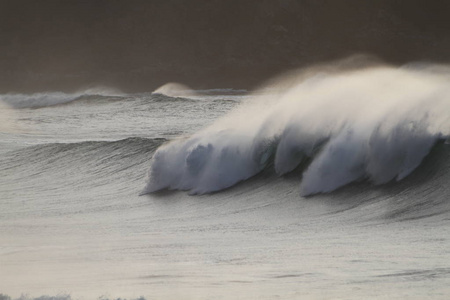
1, 63, 450, 300
143, 65, 450, 195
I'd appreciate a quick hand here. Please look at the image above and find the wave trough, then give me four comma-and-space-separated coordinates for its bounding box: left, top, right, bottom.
143, 65, 450, 196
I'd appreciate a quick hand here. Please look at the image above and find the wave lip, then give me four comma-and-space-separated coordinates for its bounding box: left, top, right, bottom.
143, 131, 263, 195
143, 64, 450, 196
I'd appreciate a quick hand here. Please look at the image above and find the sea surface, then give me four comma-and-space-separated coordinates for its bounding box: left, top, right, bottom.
1, 65, 450, 300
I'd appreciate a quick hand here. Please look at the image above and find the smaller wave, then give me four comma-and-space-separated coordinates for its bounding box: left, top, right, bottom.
1, 137, 166, 195
153, 82, 247, 98
0, 87, 123, 109
152, 82, 195, 97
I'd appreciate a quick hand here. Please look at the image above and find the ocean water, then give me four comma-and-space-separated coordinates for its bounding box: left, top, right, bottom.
1, 65, 450, 300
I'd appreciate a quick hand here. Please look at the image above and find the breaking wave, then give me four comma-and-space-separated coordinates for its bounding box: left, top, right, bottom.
143, 64, 450, 196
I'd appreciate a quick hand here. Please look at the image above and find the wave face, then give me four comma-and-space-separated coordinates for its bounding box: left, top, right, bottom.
3, 137, 164, 181
143, 65, 450, 195
1, 137, 165, 219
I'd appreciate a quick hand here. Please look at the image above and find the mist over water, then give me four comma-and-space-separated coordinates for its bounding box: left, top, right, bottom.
144, 63, 450, 195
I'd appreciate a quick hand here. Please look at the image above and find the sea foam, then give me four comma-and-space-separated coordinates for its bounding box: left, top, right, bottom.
143, 63, 450, 196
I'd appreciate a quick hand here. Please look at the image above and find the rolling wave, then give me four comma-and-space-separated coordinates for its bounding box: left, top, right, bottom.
0, 137, 166, 221
0, 87, 123, 109
143, 65, 450, 196
1, 137, 165, 187
3, 137, 165, 162
0, 87, 238, 111
2, 129, 449, 221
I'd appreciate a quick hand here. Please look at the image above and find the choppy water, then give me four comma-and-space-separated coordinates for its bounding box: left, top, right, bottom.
1, 65, 450, 300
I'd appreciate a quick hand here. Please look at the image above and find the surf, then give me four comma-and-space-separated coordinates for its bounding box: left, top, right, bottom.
143, 63, 450, 196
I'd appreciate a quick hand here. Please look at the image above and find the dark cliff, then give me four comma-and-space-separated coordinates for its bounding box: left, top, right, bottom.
1, 0, 450, 92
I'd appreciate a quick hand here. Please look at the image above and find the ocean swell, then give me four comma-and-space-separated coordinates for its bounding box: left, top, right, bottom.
0, 87, 123, 109
143, 65, 450, 196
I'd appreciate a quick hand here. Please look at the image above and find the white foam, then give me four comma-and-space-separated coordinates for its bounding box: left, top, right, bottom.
152, 82, 196, 97
143, 65, 450, 196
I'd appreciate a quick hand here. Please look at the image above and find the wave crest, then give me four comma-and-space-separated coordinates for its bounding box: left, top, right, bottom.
143, 65, 450, 196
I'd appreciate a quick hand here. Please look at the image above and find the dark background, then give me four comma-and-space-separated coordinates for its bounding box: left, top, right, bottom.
1, 0, 450, 93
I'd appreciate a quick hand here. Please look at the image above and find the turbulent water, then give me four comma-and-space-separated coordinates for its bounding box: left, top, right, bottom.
1, 64, 450, 300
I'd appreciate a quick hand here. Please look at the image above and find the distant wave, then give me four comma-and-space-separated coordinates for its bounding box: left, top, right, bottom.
143, 65, 450, 196
152, 82, 195, 97
0, 87, 123, 109
153, 82, 247, 97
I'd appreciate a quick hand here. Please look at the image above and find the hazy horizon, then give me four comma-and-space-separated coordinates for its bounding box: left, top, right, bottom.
2, 0, 450, 93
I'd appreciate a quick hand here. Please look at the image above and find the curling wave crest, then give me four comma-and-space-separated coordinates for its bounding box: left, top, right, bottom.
143, 65, 450, 196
